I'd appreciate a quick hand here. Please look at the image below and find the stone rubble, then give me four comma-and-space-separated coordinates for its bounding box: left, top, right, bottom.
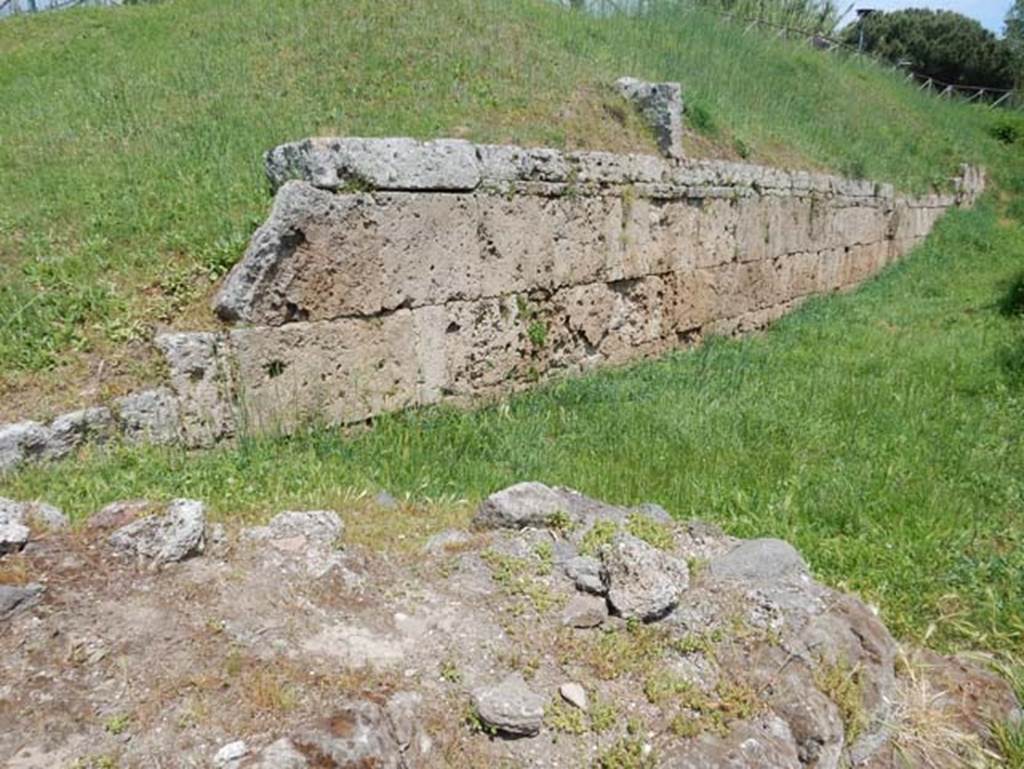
0, 497, 68, 556
0, 488, 1018, 768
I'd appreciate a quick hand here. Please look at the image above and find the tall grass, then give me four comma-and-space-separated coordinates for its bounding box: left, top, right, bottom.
0, 0, 1017, 414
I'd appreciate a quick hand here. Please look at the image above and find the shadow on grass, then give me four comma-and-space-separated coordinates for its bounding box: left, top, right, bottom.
998, 273, 1024, 386
1000, 272, 1024, 318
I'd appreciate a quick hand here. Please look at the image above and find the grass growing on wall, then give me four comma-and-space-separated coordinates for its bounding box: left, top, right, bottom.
5, 193, 1024, 657
1, 0, 1022, 415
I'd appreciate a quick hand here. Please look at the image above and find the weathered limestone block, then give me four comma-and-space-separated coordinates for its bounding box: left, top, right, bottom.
115, 388, 181, 445
1, 409, 112, 472
228, 311, 424, 434
46, 407, 115, 460
614, 77, 685, 159
694, 197, 738, 268
156, 332, 235, 448
568, 150, 669, 185
265, 137, 481, 192
476, 144, 570, 185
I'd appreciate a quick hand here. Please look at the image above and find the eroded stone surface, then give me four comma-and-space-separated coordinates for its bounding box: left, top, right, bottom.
115, 388, 181, 445
156, 332, 235, 448
615, 76, 685, 159
474, 481, 570, 529
0, 484, 1017, 768
473, 674, 547, 737
710, 537, 809, 582
0, 583, 43, 620
602, 532, 689, 621
108, 498, 206, 564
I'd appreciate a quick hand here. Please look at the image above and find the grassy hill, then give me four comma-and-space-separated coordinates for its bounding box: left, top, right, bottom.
1, 0, 1021, 417
2, 0, 1024, 686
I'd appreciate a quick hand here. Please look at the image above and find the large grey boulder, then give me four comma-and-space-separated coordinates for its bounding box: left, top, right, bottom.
601, 532, 688, 621
115, 388, 181, 445
472, 674, 547, 737
108, 499, 206, 565
615, 77, 685, 159
264, 137, 481, 193
474, 482, 569, 530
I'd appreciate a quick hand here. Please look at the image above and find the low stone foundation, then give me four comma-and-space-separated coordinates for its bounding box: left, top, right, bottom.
170, 139, 984, 446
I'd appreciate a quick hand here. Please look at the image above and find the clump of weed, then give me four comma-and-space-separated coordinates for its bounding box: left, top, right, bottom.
673, 628, 724, 656
548, 510, 576, 534
589, 696, 620, 733
815, 659, 867, 743
439, 657, 462, 684
528, 320, 549, 348
989, 118, 1023, 146
464, 700, 497, 737
664, 678, 762, 738
991, 720, 1024, 767
685, 556, 709, 579
596, 724, 655, 769
626, 513, 674, 550
103, 714, 131, 736
546, 699, 588, 735
1000, 273, 1024, 317
643, 674, 694, 706
482, 549, 562, 613
558, 621, 671, 680
497, 648, 542, 680
534, 540, 554, 574
71, 756, 119, 769
687, 101, 718, 136
580, 520, 619, 556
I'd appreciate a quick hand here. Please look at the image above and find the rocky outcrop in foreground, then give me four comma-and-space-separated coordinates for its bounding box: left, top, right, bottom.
0, 484, 1018, 768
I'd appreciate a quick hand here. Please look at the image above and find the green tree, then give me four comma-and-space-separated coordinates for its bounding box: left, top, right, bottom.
843, 8, 1016, 89
1007, 0, 1024, 87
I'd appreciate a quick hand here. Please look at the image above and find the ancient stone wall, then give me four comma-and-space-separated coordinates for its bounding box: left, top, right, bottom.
169, 139, 983, 446
0, 138, 987, 465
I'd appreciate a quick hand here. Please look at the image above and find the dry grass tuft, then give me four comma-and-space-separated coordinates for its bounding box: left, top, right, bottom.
886, 651, 1000, 769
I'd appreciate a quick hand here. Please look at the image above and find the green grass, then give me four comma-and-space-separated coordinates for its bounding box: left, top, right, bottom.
1, 0, 1021, 412
4, 193, 1024, 657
